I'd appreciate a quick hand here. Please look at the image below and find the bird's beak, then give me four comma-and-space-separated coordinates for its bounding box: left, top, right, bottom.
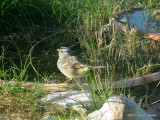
57, 49, 60, 52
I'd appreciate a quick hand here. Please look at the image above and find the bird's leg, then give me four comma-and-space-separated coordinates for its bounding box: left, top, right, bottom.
63, 78, 73, 84
63, 77, 83, 84
72, 78, 82, 84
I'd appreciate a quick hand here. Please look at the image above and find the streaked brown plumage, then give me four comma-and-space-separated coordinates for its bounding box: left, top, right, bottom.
57, 47, 105, 80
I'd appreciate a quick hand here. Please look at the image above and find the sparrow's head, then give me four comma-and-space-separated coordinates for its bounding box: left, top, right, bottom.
57, 47, 73, 58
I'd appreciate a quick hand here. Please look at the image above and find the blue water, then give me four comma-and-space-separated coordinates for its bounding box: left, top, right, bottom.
119, 10, 160, 34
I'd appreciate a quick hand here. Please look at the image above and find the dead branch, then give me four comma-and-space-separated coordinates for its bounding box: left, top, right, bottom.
0, 72, 160, 92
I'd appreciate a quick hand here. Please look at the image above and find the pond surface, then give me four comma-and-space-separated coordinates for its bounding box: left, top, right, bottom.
118, 10, 160, 34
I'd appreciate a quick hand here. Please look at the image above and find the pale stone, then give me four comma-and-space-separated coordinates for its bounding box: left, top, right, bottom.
40, 115, 57, 120
148, 102, 160, 111
41, 90, 92, 115
87, 95, 154, 120
145, 102, 160, 120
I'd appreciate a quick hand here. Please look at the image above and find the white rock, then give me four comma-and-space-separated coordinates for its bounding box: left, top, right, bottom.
41, 90, 92, 114
148, 102, 160, 111
87, 95, 154, 120
145, 109, 159, 120
145, 102, 160, 120
39, 115, 57, 120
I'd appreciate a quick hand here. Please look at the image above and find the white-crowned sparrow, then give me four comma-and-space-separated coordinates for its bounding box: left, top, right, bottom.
57, 47, 105, 81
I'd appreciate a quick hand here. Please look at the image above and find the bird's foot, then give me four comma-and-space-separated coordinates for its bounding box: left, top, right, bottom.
63, 79, 72, 84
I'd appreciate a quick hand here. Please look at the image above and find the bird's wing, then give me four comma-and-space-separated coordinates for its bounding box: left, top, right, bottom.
63, 56, 89, 69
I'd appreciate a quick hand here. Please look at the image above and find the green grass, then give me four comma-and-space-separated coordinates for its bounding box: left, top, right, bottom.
0, 0, 160, 119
